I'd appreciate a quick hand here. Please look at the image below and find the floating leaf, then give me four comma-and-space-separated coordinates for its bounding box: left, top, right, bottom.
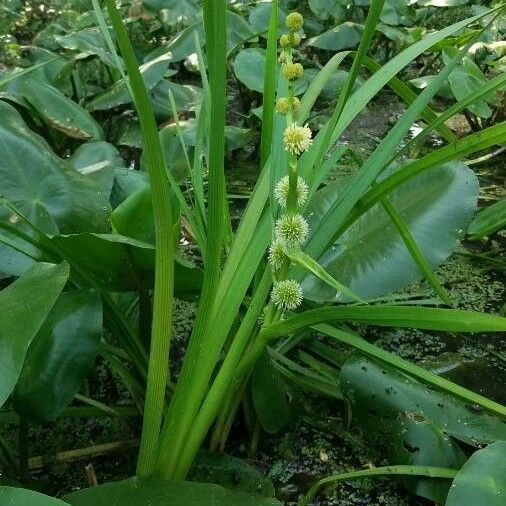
303, 162, 478, 302
64, 477, 282, 506
445, 441, 506, 506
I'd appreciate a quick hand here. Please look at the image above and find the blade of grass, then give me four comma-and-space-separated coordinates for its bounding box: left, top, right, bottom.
361, 56, 457, 143
99, 0, 177, 477
262, 306, 506, 338
260, 0, 279, 169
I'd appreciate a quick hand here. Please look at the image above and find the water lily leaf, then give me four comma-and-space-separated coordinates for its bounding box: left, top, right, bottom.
468, 198, 506, 238
307, 22, 364, 51
303, 162, 478, 302
0, 262, 69, 407
340, 356, 466, 503
87, 52, 177, 111
12, 290, 102, 421
69, 141, 125, 196
64, 478, 282, 506
0, 487, 70, 505
1, 77, 103, 140
445, 441, 506, 506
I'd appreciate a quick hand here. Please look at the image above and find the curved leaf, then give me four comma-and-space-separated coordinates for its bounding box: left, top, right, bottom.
12, 290, 102, 421
1, 78, 103, 140
445, 441, 506, 506
0, 487, 70, 505
303, 162, 478, 301
307, 22, 364, 51
0, 262, 69, 407
64, 477, 282, 506
468, 198, 506, 238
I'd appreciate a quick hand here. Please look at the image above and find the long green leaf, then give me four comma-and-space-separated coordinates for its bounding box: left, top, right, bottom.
99, 0, 177, 477
262, 306, 506, 339
259, 0, 278, 169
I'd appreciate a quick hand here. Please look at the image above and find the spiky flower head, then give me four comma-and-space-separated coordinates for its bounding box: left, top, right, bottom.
286, 12, 304, 31
268, 240, 286, 271
278, 50, 288, 63
283, 123, 313, 155
282, 62, 304, 81
275, 96, 300, 115
279, 34, 291, 48
271, 279, 303, 310
274, 175, 309, 208
275, 213, 309, 248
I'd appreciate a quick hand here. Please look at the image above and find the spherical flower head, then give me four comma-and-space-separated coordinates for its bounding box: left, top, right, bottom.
274, 175, 309, 208
282, 62, 304, 81
271, 279, 303, 310
276, 97, 290, 114
284, 123, 313, 155
276, 97, 300, 115
275, 213, 309, 248
286, 12, 304, 31
268, 240, 286, 271
279, 34, 290, 48
278, 50, 288, 63
289, 32, 301, 46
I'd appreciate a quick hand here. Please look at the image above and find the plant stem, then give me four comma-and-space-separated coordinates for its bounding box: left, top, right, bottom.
299, 465, 458, 506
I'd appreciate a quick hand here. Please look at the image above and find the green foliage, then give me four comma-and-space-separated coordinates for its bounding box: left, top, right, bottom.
0, 0, 505, 504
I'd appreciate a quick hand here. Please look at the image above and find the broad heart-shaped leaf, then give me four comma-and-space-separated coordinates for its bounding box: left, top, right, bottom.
249, 2, 287, 34
251, 350, 291, 434
307, 22, 364, 51
303, 162, 478, 302
0, 487, 70, 505
69, 141, 125, 197
64, 478, 282, 506
309, 0, 345, 21
0, 101, 111, 276
86, 52, 177, 111
1, 77, 103, 140
0, 101, 111, 232
55, 27, 121, 68
142, 0, 200, 25
0, 262, 69, 408
51, 233, 203, 299
340, 356, 466, 503
12, 290, 102, 421
445, 441, 506, 506
443, 51, 493, 118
